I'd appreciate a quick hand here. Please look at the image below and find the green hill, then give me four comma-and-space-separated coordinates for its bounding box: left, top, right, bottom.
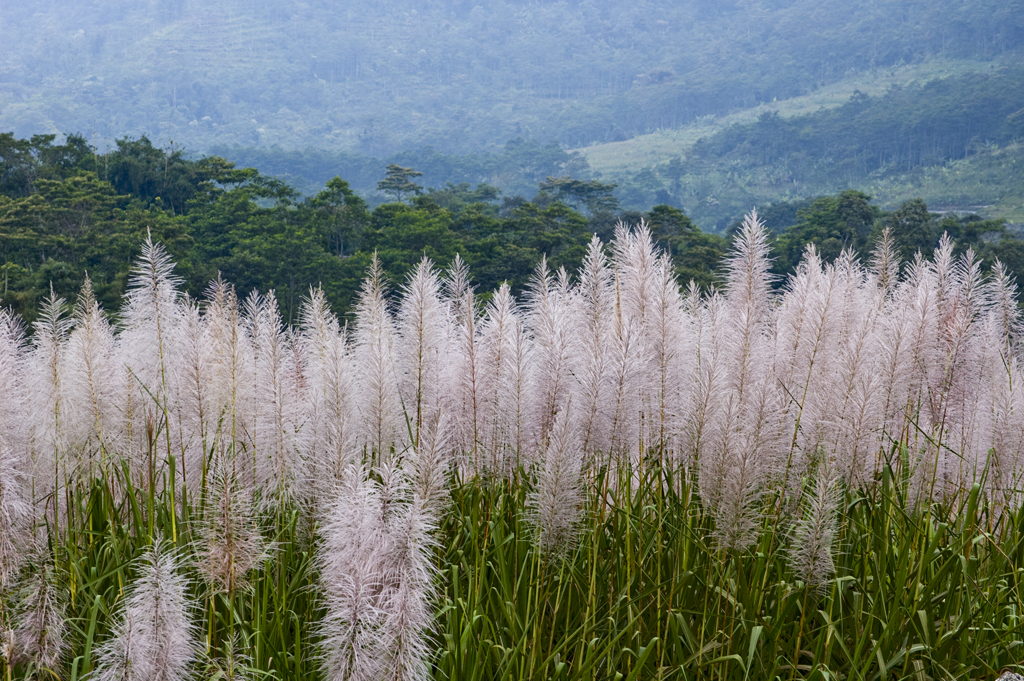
2, 0, 1022, 156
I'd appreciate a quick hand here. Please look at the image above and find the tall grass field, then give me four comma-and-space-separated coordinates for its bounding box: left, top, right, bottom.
2, 215, 1024, 680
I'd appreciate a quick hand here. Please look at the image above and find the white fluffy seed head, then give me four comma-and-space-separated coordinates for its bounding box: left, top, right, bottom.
93, 540, 198, 681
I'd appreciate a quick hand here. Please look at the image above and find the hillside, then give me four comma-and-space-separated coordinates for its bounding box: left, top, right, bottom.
1, 0, 1022, 157
578, 60, 1024, 228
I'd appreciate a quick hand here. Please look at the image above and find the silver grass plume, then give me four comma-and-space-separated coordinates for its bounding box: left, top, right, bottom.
571, 236, 613, 460
818, 253, 885, 486
397, 258, 449, 452
318, 469, 389, 681
11, 556, 67, 674
300, 287, 357, 497
354, 254, 403, 463
869, 227, 902, 300
530, 404, 584, 554
647, 251, 692, 466
169, 296, 215, 493
525, 258, 575, 459
64, 275, 122, 479
703, 210, 780, 550
243, 290, 304, 502
26, 290, 71, 512
478, 282, 529, 476
203, 277, 253, 482
0, 310, 29, 591
377, 488, 437, 681
605, 274, 644, 470
787, 468, 841, 594
319, 464, 438, 681
445, 255, 485, 473
119, 235, 183, 485
990, 260, 1022, 361
683, 284, 724, 474
986, 262, 1024, 506
410, 410, 453, 512
772, 245, 842, 497
196, 466, 267, 595
92, 540, 198, 681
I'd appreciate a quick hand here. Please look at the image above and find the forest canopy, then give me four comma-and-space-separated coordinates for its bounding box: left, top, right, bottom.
2, 134, 1021, 325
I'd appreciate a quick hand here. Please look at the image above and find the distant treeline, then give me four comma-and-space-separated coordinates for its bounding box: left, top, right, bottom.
1, 133, 1021, 325
212, 138, 594, 202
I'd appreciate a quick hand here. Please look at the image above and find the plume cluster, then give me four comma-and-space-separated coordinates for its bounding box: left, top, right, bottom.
92, 540, 198, 681
2, 214, 1024, 676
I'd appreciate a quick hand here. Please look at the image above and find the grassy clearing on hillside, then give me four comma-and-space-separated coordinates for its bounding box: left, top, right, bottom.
865, 143, 1024, 224
577, 58, 996, 175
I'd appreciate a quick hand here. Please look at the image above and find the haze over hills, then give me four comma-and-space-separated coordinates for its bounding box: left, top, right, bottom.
1, 0, 1023, 226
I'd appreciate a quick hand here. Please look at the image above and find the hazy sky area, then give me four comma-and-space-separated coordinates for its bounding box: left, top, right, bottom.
1, 0, 1020, 156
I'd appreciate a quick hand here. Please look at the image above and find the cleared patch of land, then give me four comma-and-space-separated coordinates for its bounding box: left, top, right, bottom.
576, 58, 997, 176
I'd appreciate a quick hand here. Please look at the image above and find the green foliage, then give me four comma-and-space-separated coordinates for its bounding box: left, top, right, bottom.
5, 0, 1021, 155
3, 133, 1019, 326
646, 204, 726, 290
377, 164, 424, 203
9, 456, 1024, 680
772, 191, 880, 274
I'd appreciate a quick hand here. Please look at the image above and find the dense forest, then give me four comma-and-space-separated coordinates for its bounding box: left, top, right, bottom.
2, 133, 1021, 326
1, 0, 1022, 155
182, 65, 1024, 228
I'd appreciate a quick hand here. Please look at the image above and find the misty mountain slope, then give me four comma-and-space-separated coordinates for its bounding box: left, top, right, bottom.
1, 0, 1022, 155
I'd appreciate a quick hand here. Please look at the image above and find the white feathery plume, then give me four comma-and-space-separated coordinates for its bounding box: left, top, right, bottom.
613, 220, 658, 329
63, 275, 122, 480
243, 290, 304, 502
354, 254, 404, 463
168, 296, 215, 493
444, 255, 484, 474
119, 235, 184, 486
396, 258, 449, 452
570, 236, 613, 463
605, 276, 644, 471
646, 252, 693, 468
682, 283, 725, 476
881, 253, 940, 480
530, 403, 584, 554
990, 260, 1022, 361
196, 466, 267, 595
869, 227, 902, 300
501, 286, 534, 473
941, 248, 991, 490
816, 252, 885, 486
787, 467, 841, 594
319, 461, 439, 681
913, 239, 986, 502
478, 282, 529, 475
612, 223, 669, 468
772, 245, 843, 497
12, 557, 67, 672
0, 309, 30, 591
377, 491, 437, 681
26, 290, 71, 512
93, 540, 198, 681
525, 258, 575, 460
318, 468, 389, 681
409, 410, 453, 511
702, 210, 781, 550
203, 277, 254, 483
299, 287, 357, 498
0, 444, 29, 593
986, 263, 1024, 505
